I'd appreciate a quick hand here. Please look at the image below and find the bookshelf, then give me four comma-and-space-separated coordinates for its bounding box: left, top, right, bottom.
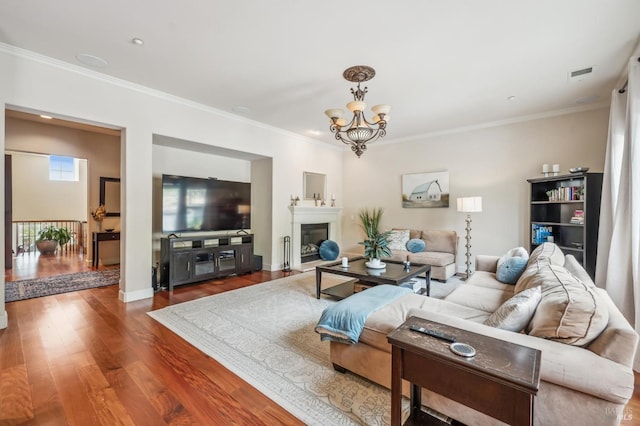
527, 172, 603, 279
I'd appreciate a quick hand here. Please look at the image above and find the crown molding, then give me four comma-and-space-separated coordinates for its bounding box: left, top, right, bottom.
377, 101, 610, 146
0, 42, 339, 151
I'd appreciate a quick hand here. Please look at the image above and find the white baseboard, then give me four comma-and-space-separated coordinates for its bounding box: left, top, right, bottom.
119, 287, 154, 303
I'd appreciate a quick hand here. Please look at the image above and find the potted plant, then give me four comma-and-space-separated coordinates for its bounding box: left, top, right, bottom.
36, 225, 71, 255
358, 207, 392, 268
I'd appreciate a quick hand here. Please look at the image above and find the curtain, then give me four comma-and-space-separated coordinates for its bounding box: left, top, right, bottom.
596, 56, 640, 369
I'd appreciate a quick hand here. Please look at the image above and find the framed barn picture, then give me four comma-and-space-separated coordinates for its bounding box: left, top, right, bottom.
402, 171, 450, 208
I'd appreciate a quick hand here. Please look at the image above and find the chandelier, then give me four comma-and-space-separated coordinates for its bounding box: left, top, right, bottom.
324, 65, 390, 158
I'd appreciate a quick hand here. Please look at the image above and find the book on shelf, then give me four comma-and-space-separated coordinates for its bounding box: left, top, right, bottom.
532, 224, 553, 244
570, 209, 585, 224
545, 186, 584, 201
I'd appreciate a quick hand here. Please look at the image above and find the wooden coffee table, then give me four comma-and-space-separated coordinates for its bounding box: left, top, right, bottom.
387, 316, 541, 426
315, 256, 431, 299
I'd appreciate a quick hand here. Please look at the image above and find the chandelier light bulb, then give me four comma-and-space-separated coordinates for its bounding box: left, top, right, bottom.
347, 101, 366, 112
324, 108, 343, 119
371, 104, 391, 115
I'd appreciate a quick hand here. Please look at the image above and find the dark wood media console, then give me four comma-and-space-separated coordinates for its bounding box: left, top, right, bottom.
160, 234, 254, 290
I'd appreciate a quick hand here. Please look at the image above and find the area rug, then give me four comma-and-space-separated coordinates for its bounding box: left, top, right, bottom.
5, 268, 120, 302
148, 273, 461, 425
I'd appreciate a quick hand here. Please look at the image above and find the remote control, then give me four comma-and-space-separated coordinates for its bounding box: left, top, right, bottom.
409, 325, 457, 343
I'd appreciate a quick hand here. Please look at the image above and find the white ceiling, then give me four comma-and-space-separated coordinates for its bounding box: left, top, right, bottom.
1, 1, 639, 145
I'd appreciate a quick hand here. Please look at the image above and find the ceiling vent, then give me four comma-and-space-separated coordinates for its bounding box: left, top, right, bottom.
568, 66, 594, 85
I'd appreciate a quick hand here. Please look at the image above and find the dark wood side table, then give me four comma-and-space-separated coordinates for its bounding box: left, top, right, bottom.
92, 231, 120, 267
387, 316, 540, 426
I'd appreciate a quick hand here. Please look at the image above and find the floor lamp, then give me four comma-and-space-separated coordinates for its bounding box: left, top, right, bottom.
457, 196, 483, 280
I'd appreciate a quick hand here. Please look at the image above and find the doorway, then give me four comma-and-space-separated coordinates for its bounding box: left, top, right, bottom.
4, 109, 122, 283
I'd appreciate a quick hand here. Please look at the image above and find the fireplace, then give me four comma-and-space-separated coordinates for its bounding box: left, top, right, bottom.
300, 223, 329, 263
289, 206, 341, 270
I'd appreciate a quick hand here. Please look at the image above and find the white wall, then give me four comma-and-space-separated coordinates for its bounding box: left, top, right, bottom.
151, 143, 254, 262
341, 108, 609, 272
10, 151, 87, 221
0, 44, 343, 318
251, 158, 273, 268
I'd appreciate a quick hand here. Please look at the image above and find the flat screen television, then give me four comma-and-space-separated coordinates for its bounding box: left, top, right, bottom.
162, 174, 251, 233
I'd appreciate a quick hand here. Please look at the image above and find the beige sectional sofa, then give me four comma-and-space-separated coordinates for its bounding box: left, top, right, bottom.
330, 243, 638, 425
384, 229, 458, 281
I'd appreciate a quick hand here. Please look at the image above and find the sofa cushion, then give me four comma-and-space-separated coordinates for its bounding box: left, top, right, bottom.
466, 271, 517, 293
515, 243, 566, 294
528, 242, 565, 266
526, 265, 609, 346
387, 229, 410, 251
406, 238, 425, 253
496, 256, 528, 284
484, 286, 542, 332
407, 251, 455, 267
444, 283, 512, 314
359, 294, 490, 352
587, 288, 639, 366
421, 230, 457, 254
563, 254, 596, 288
393, 228, 422, 240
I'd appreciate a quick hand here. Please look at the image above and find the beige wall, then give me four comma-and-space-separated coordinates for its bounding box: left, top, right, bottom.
9, 151, 87, 221
341, 108, 609, 272
5, 116, 121, 264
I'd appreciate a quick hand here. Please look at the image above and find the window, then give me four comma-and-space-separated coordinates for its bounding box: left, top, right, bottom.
49, 155, 79, 181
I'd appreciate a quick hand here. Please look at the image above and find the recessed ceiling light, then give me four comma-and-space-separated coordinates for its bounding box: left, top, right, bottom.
131, 37, 144, 46
232, 106, 251, 114
76, 53, 108, 68
39, 115, 53, 119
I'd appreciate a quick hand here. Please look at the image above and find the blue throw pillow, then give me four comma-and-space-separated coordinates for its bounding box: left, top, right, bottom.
406, 238, 425, 253
319, 240, 340, 261
496, 256, 528, 284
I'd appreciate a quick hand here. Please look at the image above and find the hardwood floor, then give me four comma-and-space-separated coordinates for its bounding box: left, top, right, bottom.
4, 250, 114, 283
2, 255, 304, 424
2, 254, 640, 424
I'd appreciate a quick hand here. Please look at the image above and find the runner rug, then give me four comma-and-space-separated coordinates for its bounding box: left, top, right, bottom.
5, 268, 120, 302
148, 272, 460, 425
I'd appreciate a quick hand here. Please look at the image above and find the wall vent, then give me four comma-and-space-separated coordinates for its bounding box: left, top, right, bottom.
568, 66, 594, 85
571, 67, 593, 78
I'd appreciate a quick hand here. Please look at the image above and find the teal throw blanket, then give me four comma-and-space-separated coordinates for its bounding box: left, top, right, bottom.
314, 284, 413, 344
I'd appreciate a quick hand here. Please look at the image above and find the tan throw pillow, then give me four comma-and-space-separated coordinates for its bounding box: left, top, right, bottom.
563, 254, 596, 288
387, 229, 410, 251
393, 228, 422, 240
527, 265, 609, 346
484, 286, 542, 332
527, 242, 565, 266
515, 243, 565, 294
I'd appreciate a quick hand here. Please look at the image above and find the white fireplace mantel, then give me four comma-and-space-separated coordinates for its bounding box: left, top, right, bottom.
289, 206, 341, 269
